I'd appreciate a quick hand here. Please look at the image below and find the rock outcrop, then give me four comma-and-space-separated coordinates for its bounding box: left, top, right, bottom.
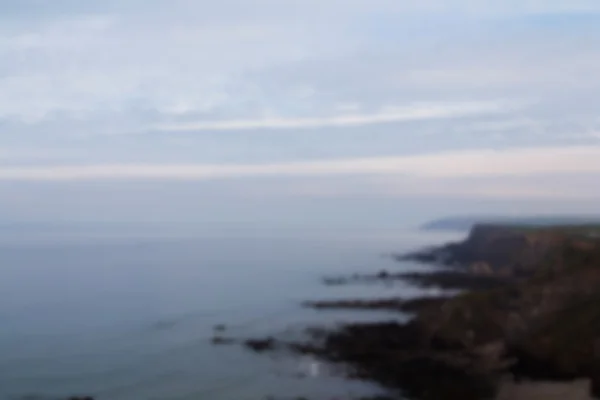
319, 225, 600, 399
401, 224, 597, 276
248, 224, 600, 399
398, 225, 600, 396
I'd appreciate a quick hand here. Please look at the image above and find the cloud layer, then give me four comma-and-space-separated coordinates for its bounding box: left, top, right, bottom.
0, 145, 598, 181
1, 1, 600, 223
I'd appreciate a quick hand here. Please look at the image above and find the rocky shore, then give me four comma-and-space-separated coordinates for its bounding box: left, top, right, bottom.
242, 224, 600, 399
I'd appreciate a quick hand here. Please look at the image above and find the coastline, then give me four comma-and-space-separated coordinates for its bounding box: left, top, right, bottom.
241, 224, 600, 399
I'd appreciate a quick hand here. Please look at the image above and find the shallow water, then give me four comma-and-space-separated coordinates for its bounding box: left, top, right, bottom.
0, 228, 464, 400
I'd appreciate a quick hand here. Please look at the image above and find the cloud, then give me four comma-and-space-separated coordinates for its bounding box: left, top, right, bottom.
371, 174, 600, 200
2, 1, 600, 228
0, 147, 74, 163
3, 1, 600, 21
1, 0, 598, 127
0, 145, 599, 181
227, 173, 598, 201
151, 101, 508, 131
0, 2, 599, 181
0, 6, 367, 123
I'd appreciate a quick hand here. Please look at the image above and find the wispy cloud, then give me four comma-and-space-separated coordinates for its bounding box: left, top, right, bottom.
152, 101, 508, 131
1, 145, 599, 181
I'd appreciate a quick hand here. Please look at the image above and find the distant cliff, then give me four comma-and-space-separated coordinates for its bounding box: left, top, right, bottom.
421, 216, 600, 232
403, 223, 600, 275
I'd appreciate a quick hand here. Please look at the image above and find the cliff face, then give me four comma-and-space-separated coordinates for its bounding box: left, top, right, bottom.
432, 224, 575, 275
293, 224, 600, 400
413, 225, 600, 386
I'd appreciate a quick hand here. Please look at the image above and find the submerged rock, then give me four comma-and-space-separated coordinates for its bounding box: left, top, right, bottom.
245, 337, 276, 352
211, 336, 235, 345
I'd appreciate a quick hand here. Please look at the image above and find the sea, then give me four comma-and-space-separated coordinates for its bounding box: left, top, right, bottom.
0, 226, 464, 400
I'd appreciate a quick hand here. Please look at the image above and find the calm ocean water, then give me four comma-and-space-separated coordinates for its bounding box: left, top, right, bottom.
0, 228, 463, 400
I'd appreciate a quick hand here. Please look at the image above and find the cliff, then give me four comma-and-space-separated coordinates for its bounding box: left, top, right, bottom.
249, 224, 600, 399
403, 224, 600, 275
411, 225, 600, 389
320, 224, 600, 399
421, 216, 600, 232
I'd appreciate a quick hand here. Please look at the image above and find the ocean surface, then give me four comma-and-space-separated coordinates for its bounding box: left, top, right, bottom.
0, 228, 464, 400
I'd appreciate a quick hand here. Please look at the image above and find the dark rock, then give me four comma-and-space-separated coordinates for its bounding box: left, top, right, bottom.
305, 326, 328, 339
323, 277, 349, 286
319, 268, 515, 291
251, 225, 600, 399
288, 342, 326, 356
396, 246, 446, 265
399, 296, 450, 314
378, 270, 390, 279
304, 298, 405, 312
304, 296, 451, 315
245, 337, 276, 352
358, 397, 398, 400
307, 319, 498, 400
399, 271, 514, 291
591, 368, 600, 398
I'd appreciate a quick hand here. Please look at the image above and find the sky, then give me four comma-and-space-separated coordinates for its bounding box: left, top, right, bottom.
1, 0, 600, 231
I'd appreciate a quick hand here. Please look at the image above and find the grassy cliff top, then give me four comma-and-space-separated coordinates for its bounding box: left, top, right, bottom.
504, 224, 600, 235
